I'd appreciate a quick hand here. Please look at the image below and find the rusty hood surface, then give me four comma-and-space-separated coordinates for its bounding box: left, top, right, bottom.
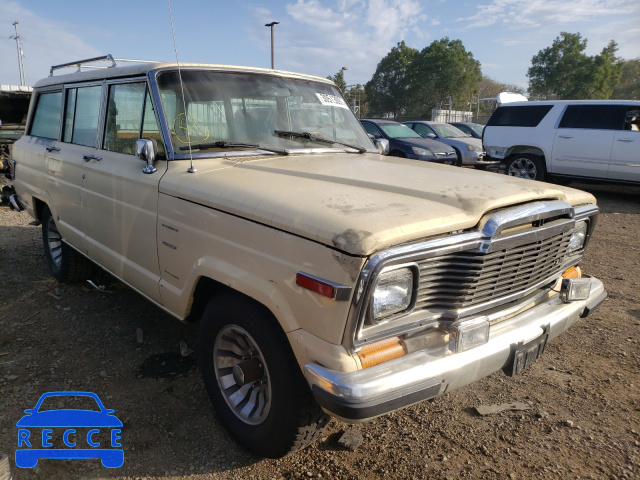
159, 153, 595, 256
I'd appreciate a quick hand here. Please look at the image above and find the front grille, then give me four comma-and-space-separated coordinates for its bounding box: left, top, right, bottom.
415, 230, 572, 311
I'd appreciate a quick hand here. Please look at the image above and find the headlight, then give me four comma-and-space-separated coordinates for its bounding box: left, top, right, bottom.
411, 147, 434, 158
568, 221, 588, 252
466, 143, 482, 152
370, 268, 414, 323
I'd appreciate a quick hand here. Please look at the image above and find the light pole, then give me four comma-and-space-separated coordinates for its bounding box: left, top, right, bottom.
10, 21, 26, 86
265, 21, 279, 69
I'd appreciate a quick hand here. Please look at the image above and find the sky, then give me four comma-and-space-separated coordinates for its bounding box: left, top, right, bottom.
1, 0, 639, 94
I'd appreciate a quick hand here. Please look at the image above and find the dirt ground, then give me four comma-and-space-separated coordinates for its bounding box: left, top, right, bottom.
0, 180, 639, 480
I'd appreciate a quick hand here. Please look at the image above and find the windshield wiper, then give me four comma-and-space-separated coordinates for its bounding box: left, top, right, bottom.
180, 141, 288, 155
274, 130, 367, 153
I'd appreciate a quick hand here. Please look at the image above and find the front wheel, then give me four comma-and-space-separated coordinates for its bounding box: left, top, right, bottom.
41, 206, 93, 282
504, 154, 545, 181
199, 292, 329, 458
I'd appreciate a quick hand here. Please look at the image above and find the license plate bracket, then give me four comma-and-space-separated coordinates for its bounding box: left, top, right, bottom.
505, 324, 550, 377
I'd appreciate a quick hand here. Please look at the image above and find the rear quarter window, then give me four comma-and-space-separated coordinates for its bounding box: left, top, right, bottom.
29, 91, 62, 139
486, 105, 553, 127
558, 105, 627, 130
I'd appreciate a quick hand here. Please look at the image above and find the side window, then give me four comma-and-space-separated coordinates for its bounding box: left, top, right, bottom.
29, 91, 62, 139
624, 107, 640, 131
486, 105, 553, 127
362, 122, 381, 136
558, 105, 626, 130
413, 123, 431, 137
63, 85, 102, 147
103, 82, 146, 154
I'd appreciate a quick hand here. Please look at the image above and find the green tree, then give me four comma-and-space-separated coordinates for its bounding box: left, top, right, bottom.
476, 76, 525, 116
365, 41, 418, 118
327, 69, 347, 92
407, 38, 482, 115
528, 32, 623, 99
612, 58, 640, 100
344, 83, 368, 118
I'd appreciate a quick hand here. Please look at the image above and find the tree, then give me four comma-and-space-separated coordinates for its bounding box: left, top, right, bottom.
528, 32, 623, 99
344, 83, 368, 118
327, 69, 347, 93
407, 38, 482, 115
612, 58, 640, 100
476, 76, 525, 116
365, 41, 418, 118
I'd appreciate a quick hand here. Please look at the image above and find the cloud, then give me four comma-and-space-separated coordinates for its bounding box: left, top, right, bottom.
247, 0, 426, 84
457, 0, 640, 29
0, 0, 100, 85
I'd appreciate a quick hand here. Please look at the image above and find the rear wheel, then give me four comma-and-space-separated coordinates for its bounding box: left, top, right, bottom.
41, 206, 93, 282
199, 292, 329, 458
504, 154, 545, 181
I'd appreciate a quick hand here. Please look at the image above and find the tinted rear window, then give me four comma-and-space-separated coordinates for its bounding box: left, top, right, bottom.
558, 105, 627, 130
486, 105, 553, 127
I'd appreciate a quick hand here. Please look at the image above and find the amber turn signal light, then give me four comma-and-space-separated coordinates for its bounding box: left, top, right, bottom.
562, 266, 582, 279
357, 337, 407, 369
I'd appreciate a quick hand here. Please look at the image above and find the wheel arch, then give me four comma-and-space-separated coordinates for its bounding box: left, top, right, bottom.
507, 145, 546, 162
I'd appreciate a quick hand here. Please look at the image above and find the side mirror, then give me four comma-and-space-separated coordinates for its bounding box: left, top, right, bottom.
375, 138, 389, 155
136, 139, 158, 174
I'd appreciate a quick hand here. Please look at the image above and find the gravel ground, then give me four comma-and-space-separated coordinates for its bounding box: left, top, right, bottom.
0, 180, 639, 480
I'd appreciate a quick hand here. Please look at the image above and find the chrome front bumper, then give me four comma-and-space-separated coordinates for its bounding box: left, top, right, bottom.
304, 277, 607, 423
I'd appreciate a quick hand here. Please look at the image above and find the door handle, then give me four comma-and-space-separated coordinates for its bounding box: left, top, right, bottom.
617, 139, 633, 143
83, 155, 102, 162
45, 146, 60, 152
558, 135, 573, 139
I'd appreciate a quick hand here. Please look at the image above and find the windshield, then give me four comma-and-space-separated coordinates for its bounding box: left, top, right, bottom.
431, 123, 469, 138
156, 70, 373, 156
467, 123, 484, 137
379, 123, 422, 139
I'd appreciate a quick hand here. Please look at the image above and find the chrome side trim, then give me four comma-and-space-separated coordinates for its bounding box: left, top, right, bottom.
296, 272, 352, 301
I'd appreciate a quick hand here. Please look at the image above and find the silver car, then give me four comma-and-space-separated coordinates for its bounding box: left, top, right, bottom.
404, 121, 496, 168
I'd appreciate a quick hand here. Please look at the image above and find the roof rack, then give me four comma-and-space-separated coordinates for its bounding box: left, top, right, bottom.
49, 54, 159, 76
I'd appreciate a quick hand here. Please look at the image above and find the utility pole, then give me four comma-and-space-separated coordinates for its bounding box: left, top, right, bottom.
265, 21, 279, 69
10, 21, 26, 86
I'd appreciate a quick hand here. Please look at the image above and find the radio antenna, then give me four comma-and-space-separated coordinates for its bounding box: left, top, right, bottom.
167, 0, 196, 173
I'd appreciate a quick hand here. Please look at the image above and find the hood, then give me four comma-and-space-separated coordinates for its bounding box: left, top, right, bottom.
444, 136, 482, 148
391, 137, 455, 154
159, 153, 595, 257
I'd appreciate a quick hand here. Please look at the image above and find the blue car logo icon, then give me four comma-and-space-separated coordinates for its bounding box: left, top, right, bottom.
15, 391, 123, 468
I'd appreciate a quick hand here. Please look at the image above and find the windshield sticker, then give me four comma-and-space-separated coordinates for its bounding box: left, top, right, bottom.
172, 113, 210, 144
315, 93, 350, 110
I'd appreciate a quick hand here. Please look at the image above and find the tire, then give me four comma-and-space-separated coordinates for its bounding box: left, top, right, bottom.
41, 206, 93, 283
199, 292, 329, 458
452, 148, 463, 167
504, 154, 545, 181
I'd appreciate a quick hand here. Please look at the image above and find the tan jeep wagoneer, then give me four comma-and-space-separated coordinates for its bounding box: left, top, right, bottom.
9, 55, 607, 458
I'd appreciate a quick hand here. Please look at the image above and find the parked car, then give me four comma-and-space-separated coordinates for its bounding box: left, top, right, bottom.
10, 55, 606, 458
449, 121, 484, 139
360, 119, 458, 164
483, 100, 640, 183
403, 121, 493, 168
